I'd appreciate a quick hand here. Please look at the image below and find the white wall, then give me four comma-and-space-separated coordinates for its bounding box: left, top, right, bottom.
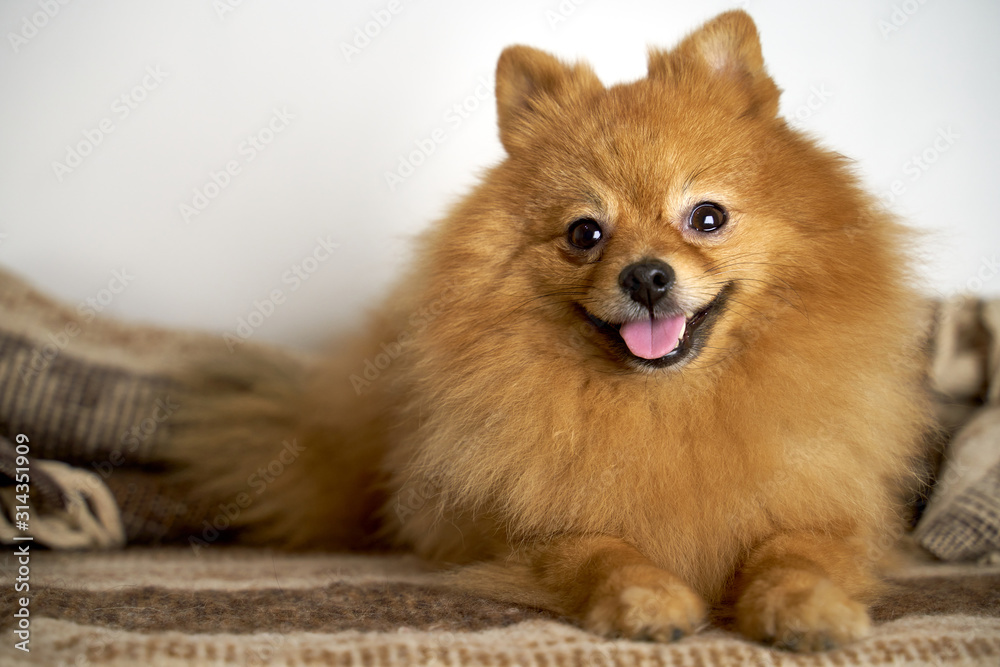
1, 0, 997, 351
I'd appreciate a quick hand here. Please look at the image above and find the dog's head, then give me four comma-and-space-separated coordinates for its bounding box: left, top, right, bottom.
488, 10, 864, 372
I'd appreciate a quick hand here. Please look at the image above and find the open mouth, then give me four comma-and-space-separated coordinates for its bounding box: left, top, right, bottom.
580, 282, 734, 369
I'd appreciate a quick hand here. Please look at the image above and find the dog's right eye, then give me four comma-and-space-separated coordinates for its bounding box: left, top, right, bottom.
567, 218, 603, 250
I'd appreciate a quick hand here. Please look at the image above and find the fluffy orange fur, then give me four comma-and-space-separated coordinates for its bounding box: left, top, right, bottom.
173, 11, 932, 651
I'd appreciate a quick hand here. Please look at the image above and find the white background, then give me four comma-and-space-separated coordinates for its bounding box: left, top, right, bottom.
1, 0, 997, 352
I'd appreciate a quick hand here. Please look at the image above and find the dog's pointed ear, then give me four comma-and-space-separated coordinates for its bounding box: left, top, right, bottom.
648, 10, 779, 117
496, 45, 603, 154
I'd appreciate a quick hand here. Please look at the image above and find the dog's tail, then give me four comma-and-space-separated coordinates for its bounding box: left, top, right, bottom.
164, 339, 387, 550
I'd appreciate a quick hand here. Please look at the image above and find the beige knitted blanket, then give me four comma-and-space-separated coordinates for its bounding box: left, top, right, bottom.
2, 549, 998, 666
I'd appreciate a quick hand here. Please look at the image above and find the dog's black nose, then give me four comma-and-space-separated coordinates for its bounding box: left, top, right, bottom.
619, 260, 675, 309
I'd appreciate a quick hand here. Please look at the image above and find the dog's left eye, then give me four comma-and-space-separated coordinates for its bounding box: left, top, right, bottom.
567, 218, 603, 250
689, 202, 727, 233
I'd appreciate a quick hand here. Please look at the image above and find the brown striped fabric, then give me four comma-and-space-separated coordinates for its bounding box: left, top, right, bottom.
0, 268, 304, 544
917, 298, 1000, 563
0, 328, 177, 466
0, 549, 998, 666
919, 462, 1000, 562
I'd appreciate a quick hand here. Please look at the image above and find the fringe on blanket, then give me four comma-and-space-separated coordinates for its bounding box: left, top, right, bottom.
0, 268, 307, 549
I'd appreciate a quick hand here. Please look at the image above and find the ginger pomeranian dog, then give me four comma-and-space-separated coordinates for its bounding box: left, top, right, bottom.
173, 10, 931, 652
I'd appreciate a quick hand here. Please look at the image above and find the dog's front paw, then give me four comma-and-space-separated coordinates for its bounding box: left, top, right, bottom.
584, 564, 706, 642
736, 571, 871, 652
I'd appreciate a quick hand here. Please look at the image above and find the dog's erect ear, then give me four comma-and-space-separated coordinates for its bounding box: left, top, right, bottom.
648, 10, 779, 117
495, 45, 603, 154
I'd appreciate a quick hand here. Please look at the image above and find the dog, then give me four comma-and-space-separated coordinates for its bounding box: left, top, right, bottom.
173, 10, 931, 651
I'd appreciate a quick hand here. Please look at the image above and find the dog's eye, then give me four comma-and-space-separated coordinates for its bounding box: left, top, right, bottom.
689, 202, 727, 233
567, 218, 603, 250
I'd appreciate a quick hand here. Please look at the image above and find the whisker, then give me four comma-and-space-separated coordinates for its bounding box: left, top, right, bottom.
486, 282, 603, 330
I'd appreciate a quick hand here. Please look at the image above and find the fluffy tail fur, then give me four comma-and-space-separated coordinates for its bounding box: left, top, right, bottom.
164, 339, 386, 550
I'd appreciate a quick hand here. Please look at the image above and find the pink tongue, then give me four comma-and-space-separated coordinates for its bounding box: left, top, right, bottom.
619, 314, 686, 360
